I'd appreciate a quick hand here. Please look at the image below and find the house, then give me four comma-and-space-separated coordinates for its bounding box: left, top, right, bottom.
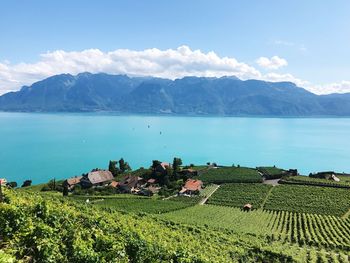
179, 179, 203, 196
287, 169, 298, 176
243, 203, 252, 211
80, 170, 114, 188
156, 162, 171, 174
138, 186, 160, 196
109, 181, 119, 188
118, 175, 144, 193
0, 178, 7, 186
63, 176, 82, 190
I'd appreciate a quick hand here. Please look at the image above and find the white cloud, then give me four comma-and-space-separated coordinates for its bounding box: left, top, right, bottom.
262, 72, 310, 88
306, 81, 350, 95
256, 56, 288, 70
0, 45, 349, 96
0, 46, 262, 95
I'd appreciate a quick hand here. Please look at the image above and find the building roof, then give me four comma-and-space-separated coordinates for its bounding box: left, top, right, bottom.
183, 179, 203, 191
120, 175, 142, 188
160, 162, 171, 170
147, 178, 156, 184
0, 178, 7, 185
244, 203, 252, 209
87, 170, 114, 184
66, 176, 82, 186
110, 181, 119, 188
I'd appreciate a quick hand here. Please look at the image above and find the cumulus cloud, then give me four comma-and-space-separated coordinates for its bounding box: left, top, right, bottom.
0, 46, 262, 95
0, 45, 348, 95
306, 81, 350, 95
256, 56, 288, 70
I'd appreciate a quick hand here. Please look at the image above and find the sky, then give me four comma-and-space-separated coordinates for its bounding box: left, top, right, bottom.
0, 0, 350, 95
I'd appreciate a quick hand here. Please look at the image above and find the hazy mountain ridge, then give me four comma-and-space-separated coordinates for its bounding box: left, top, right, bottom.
1, 72, 350, 116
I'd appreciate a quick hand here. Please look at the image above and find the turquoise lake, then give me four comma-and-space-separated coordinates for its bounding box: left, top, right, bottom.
1, 112, 350, 184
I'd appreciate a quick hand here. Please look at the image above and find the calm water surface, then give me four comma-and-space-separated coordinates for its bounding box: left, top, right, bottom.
1, 112, 349, 184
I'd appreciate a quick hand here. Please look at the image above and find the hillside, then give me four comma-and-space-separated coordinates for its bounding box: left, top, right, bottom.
1, 73, 350, 116
2, 164, 350, 262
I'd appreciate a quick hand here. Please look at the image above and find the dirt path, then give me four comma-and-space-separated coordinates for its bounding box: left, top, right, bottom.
262, 179, 280, 186
260, 186, 274, 209
199, 184, 220, 205
341, 208, 350, 219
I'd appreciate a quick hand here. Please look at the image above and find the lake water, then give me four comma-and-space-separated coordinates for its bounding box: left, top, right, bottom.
1, 112, 350, 184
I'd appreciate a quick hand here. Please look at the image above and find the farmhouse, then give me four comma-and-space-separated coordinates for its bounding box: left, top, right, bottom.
156, 162, 171, 174
179, 179, 203, 196
118, 175, 144, 193
80, 170, 114, 188
63, 176, 82, 190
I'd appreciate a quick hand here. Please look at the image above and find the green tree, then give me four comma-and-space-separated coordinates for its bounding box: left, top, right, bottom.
172, 157, 182, 181
63, 185, 69, 196
108, 160, 119, 176
119, 158, 131, 173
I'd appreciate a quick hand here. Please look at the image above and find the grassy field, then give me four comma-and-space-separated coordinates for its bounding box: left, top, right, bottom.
264, 184, 350, 216
207, 183, 272, 209
198, 167, 262, 183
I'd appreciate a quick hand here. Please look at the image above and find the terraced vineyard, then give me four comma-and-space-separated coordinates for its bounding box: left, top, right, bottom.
73, 195, 194, 214
159, 205, 350, 251
198, 167, 262, 183
207, 183, 272, 208
281, 175, 350, 188
258, 166, 285, 179
3, 188, 340, 262
264, 184, 350, 216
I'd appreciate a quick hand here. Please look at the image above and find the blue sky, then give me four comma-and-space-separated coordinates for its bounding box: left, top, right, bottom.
0, 0, 350, 94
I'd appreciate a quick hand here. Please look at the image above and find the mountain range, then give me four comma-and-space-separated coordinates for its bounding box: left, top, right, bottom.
1, 72, 350, 116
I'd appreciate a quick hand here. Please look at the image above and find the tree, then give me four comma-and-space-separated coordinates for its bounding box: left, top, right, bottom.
21, 180, 32, 188
108, 160, 118, 176
63, 185, 69, 196
119, 158, 131, 173
172, 157, 182, 181
6, 182, 17, 188
152, 160, 161, 170
47, 179, 56, 190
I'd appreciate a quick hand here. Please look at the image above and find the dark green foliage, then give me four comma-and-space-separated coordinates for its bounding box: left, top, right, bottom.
258, 166, 285, 179
108, 160, 119, 176
21, 180, 32, 187
119, 158, 131, 173
199, 167, 262, 184
63, 185, 69, 196
6, 182, 17, 188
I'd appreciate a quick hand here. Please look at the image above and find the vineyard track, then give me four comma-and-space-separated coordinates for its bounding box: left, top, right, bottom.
260, 186, 274, 209
341, 207, 350, 219
200, 184, 220, 205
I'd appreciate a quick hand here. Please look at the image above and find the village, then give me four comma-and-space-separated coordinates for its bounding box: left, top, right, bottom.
61, 159, 204, 198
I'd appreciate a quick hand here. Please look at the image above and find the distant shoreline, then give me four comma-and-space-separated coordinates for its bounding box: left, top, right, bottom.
2, 110, 350, 119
